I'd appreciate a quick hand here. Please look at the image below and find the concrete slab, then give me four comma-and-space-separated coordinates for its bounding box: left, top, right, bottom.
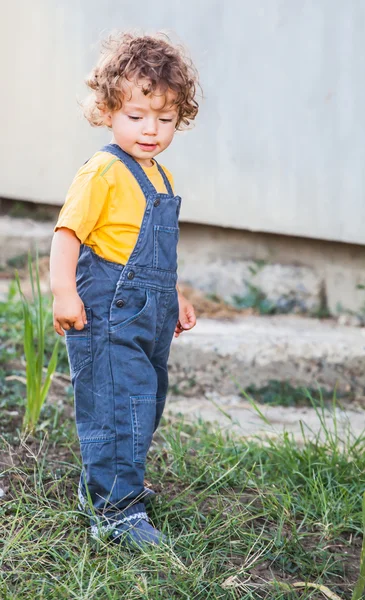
168, 315, 365, 395
165, 392, 365, 444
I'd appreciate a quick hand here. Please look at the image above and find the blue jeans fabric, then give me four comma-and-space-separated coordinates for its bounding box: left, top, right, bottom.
65, 144, 180, 515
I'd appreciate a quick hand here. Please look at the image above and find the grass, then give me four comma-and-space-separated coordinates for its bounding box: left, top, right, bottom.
242, 381, 351, 408
15, 254, 60, 432
0, 390, 364, 599
0, 279, 69, 373
0, 287, 364, 598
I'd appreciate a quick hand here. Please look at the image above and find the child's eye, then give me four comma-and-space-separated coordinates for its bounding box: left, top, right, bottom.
128, 116, 141, 121
160, 118, 173, 123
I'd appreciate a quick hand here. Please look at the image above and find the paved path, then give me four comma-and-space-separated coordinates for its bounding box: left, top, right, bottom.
166, 392, 365, 444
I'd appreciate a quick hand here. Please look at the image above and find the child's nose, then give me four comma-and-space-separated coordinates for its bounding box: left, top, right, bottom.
142, 118, 157, 135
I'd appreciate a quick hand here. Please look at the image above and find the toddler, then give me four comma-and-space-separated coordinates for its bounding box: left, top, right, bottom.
50, 32, 199, 549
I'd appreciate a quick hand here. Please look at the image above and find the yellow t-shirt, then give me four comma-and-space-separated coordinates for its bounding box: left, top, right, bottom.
54, 151, 174, 265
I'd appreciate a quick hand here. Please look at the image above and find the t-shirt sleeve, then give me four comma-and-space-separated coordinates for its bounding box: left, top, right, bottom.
54, 169, 109, 243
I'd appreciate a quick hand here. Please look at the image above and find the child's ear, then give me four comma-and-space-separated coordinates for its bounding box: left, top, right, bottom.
99, 103, 112, 127
102, 110, 112, 127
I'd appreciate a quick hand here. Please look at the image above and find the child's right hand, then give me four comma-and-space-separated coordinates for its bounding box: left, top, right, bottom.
53, 293, 88, 337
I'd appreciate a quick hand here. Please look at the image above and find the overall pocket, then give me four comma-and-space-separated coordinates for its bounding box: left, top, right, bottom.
109, 287, 151, 333
153, 225, 179, 271
65, 307, 92, 378
130, 395, 156, 463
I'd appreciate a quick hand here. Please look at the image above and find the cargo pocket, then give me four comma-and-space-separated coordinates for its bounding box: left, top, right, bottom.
153, 225, 179, 271
65, 307, 92, 378
130, 395, 156, 463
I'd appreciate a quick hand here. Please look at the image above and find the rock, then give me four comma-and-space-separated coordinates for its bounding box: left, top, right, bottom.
337, 314, 365, 327
255, 263, 322, 313
178, 259, 323, 314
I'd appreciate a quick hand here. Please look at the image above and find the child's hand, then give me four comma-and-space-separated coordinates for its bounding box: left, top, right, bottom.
53, 293, 88, 337
174, 292, 196, 338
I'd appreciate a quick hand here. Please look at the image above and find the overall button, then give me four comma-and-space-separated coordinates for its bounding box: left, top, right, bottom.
116, 299, 125, 308
127, 270, 135, 280
154, 199, 160, 207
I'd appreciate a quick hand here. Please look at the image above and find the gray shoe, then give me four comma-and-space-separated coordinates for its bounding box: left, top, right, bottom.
89, 502, 167, 549
108, 516, 167, 549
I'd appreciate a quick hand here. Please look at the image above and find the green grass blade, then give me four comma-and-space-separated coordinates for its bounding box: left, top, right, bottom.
27, 251, 36, 302
351, 491, 365, 600
234, 379, 272, 426
40, 339, 60, 405
15, 256, 59, 433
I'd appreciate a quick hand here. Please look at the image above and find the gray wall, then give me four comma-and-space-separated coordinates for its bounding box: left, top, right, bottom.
1, 1, 365, 245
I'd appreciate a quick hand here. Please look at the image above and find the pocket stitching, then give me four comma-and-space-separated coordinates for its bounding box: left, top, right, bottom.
79, 435, 116, 443
130, 395, 155, 463
109, 288, 151, 333
155, 226, 179, 233
153, 225, 179, 271
65, 307, 92, 376
153, 228, 159, 269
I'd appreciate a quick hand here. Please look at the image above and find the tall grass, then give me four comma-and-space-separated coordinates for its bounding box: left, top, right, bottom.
351, 491, 365, 600
15, 252, 59, 433
1, 282, 364, 598
1, 394, 364, 598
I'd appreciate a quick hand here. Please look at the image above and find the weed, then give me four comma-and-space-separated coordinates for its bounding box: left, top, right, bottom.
231, 261, 276, 315
15, 253, 60, 433
232, 281, 277, 314
205, 293, 222, 304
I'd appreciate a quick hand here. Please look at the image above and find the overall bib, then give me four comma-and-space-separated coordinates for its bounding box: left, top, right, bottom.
66, 144, 180, 523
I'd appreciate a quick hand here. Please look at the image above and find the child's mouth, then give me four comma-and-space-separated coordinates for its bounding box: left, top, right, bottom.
138, 143, 157, 151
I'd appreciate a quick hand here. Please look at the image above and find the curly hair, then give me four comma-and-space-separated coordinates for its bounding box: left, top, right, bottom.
83, 32, 200, 130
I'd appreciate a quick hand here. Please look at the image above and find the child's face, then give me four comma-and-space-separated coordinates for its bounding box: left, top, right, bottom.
104, 79, 178, 167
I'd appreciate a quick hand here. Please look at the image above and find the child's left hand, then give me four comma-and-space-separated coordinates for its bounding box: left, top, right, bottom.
174, 291, 196, 338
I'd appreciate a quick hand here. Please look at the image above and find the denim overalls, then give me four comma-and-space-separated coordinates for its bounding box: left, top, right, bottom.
66, 144, 180, 527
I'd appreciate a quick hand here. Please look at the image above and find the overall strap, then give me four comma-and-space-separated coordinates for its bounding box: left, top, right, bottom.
155, 161, 174, 196
101, 143, 157, 198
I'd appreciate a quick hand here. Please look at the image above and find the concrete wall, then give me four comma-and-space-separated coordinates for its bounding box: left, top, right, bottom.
2, 213, 365, 314
178, 224, 365, 315
1, 1, 365, 246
